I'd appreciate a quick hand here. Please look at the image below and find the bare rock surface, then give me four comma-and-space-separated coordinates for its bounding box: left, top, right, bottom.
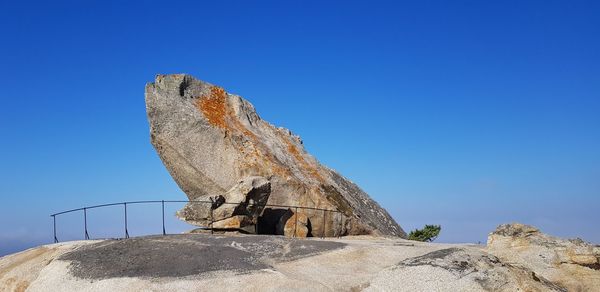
58, 234, 344, 279
2, 223, 598, 291
368, 247, 565, 291
145, 74, 405, 237
487, 223, 600, 291
0, 241, 93, 292
176, 176, 271, 230
277, 212, 309, 237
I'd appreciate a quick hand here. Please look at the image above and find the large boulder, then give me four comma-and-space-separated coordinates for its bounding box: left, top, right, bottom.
145, 74, 406, 237
487, 223, 600, 291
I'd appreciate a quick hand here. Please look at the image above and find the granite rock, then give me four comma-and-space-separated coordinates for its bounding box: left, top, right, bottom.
145, 74, 406, 237
276, 210, 310, 237
176, 176, 270, 230
487, 223, 600, 291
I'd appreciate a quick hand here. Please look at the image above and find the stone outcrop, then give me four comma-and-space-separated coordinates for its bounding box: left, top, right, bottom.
487, 223, 600, 291
276, 210, 309, 237
145, 74, 405, 237
375, 247, 566, 291
176, 176, 270, 232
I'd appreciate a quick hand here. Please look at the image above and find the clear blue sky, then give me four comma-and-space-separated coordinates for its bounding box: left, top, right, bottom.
1, 0, 599, 255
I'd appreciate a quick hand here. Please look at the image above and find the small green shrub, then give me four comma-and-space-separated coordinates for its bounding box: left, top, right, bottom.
408, 225, 441, 242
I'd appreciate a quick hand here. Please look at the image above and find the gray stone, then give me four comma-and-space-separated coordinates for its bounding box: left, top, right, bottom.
57, 234, 346, 279
382, 247, 567, 292
145, 74, 406, 237
176, 176, 271, 229
487, 223, 600, 291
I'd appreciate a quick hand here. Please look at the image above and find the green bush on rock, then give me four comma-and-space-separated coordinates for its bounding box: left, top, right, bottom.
408, 225, 441, 242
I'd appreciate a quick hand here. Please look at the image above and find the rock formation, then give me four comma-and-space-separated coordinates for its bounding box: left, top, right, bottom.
487, 223, 600, 291
177, 176, 271, 233
373, 247, 567, 291
145, 74, 405, 237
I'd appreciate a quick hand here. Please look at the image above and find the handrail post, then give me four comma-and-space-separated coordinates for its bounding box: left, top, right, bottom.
84, 208, 90, 240
124, 203, 129, 239
161, 200, 166, 235
338, 212, 342, 238
52, 215, 58, 243
293, 207, 298, 238
252, 201, 258, 234
254, 214, 258, 235
210, 202, 214, 235
321, 209, 326, 238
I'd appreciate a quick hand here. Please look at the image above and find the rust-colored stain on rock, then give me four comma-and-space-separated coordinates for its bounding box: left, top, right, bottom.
194, 83, 324, 198
195, 85, 323, 204
282, 135, 324, 183
195, 86, 291, 178
196, 86, 257, 140
197, 86, 228, 129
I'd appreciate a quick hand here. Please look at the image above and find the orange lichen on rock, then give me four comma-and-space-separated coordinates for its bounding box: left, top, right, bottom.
282, 135, 324, 183
195, 86, 289, 178
286, 141, 303, 164
197, 86, 258, 141
197, 86, 228, 129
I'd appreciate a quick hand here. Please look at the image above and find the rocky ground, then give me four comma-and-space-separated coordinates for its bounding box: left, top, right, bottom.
1, 224, 599, 291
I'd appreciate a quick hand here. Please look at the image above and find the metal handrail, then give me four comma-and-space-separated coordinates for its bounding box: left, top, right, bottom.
50, 200, 343, 243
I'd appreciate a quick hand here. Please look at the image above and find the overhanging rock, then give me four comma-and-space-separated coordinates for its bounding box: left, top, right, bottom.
145, 74, 406, 238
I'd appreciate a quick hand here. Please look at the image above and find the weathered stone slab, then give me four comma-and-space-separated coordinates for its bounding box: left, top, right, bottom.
212, 215, 253, 229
